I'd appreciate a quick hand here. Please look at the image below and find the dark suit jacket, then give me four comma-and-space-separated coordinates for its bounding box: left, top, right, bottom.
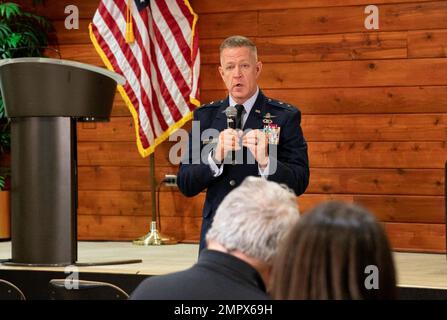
177, 90, 310, 250
130, 249, 270, 300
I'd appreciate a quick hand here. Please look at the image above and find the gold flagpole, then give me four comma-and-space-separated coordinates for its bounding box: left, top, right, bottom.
133, 152, 177, 245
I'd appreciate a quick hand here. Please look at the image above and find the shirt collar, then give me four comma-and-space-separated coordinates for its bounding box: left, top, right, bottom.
229, 87, 259, 115
198, 249, 266, 292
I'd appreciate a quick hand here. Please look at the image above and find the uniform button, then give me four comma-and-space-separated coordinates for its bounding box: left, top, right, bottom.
229, 180, 236, 187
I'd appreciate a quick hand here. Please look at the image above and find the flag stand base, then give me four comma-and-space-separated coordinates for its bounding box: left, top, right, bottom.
132, 153, 178, 246
133, 221, 178, 246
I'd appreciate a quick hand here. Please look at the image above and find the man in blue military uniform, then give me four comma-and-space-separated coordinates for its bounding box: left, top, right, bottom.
177, 35, 309, 251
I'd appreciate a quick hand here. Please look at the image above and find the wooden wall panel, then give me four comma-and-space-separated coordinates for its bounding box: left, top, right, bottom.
78, 191, 445, 245
307, 168, 444, 196
198, 12, 258, 39
258, 2, 447, 37
192, 0, 436, 13
77, 141, 447, 169
201, 86, 447, 114
354, 196, 445, 224
198, 2, 447, 38
78, 215, 445, 252
53, 19, 91, 44
201, 32, 408, 64
110, 95, 131, 117
77, 118, 135, 142
78, 191, 445, 224
77, 166, 444, 196
302, 114, 447, 141
78, 191, 205, 217
300, 194, 445, 224
17, 0, 99, 19
78, 215, 151, 240
309, 142, 447, 169
77, 114, 447, 143
77, 166, 178, 191
385, 223, 446, 253
202, 59, 447, 89
408, 29, 447, 58
58, 44, 102, 66
78, 215, 202, 241
77, 142, 178, 166
36, 0, 447, 252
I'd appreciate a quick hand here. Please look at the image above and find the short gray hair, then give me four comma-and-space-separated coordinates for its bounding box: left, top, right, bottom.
206, 177, 299, 264
219, 35, 258, 61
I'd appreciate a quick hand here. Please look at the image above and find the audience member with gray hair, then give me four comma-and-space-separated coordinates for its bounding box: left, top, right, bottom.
130, 177, 299, 300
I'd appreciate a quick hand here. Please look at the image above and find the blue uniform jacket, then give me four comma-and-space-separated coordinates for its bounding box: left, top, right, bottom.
177, 90, 310, 249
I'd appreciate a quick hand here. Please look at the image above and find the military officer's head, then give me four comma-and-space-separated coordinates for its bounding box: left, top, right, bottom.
218, 35, 263, 105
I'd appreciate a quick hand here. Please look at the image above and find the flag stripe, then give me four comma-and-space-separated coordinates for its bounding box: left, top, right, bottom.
90, 0, 200, 157
128, 7, 173, 136
101, 1, 168, 135
148, 4, 192, 104
114, 3, 177, 135
98, 11, 158, 146
101, 1, 168, 137
143, 8, 184, 122
155, 0, 191, 67
91, 22, 153, 148
114, 0, 175, 130
151, 17, 190, 114
176, 0, 193, 29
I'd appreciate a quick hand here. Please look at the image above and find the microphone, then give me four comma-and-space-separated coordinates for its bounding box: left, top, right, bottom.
225, 105, 244, 129
224, 105, 241, 164
225, 105, 238, 129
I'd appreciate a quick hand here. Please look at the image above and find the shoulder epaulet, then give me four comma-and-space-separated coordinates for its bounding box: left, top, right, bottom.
265, 97, 296, 112
198, 99, 224, 110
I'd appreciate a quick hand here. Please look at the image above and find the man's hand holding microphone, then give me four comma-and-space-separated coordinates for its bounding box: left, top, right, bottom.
213, 105, 269, 169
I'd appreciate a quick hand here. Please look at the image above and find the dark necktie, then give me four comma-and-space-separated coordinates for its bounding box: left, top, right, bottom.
234, 104, 245, 129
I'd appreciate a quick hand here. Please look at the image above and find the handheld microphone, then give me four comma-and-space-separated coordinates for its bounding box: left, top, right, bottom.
225, 106, 240, 164
225, 105, 237, 129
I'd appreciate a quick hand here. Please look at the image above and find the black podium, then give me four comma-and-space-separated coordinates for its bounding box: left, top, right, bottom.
0, 57, 127, 266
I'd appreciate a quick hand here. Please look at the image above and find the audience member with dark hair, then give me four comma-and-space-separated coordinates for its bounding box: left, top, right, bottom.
130, 177, 299, 300
269, 201, 397, 300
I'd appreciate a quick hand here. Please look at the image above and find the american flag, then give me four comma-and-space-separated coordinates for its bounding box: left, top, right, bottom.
89, 0, 200, 157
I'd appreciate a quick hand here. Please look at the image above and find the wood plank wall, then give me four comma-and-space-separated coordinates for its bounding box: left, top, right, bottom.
17, 0, 446, 253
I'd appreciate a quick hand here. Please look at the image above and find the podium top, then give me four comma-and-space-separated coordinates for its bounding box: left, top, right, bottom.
0, 57, 126, 119
0, 57, 126, 85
